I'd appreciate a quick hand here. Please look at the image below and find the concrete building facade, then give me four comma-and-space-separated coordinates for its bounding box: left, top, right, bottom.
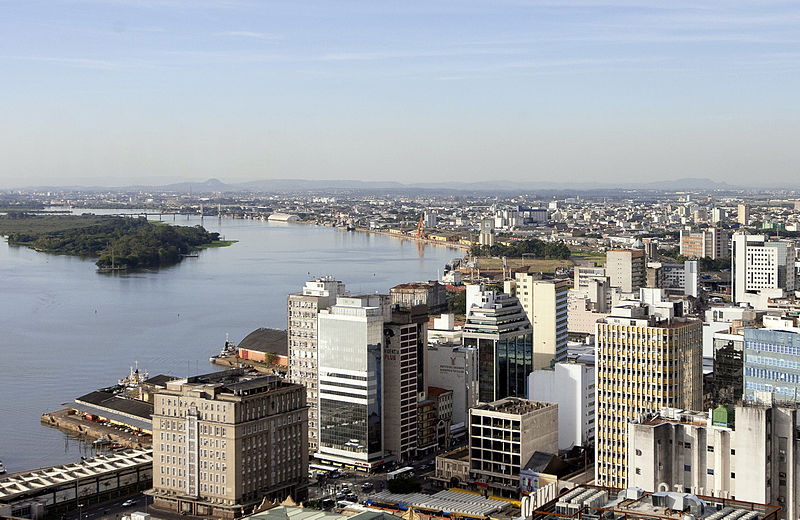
528, 361, 595, 450
606, 249, 646, 293
469, 398, 558, 496
512, 275, 570, 369
288, 278, 347, 454
628, 404, 800, 519
151, 369, 308, 518
595, 308, 702, 488
731, 233, 796, 307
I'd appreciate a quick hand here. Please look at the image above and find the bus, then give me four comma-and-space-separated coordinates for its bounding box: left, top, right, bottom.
387, 466, 414, 480
310, 463, 340, 477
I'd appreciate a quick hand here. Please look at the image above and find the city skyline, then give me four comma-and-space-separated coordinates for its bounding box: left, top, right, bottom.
3, 0, 799, 188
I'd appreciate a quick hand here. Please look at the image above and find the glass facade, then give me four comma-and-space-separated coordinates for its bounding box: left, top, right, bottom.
743, 328, 800, 402
317, 300, 385, 460
467, 332, 533, 403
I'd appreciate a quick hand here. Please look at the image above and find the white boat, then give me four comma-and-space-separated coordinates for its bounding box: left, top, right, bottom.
0, 460, 7, 475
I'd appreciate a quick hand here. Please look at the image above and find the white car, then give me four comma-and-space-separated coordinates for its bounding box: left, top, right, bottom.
122, 499, 135, 507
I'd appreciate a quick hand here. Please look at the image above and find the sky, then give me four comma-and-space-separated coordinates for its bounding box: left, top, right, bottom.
2, 0, 799, 188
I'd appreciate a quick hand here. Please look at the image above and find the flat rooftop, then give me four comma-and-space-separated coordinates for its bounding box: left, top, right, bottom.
0, 449, 152, 502
474, 397, 555, 416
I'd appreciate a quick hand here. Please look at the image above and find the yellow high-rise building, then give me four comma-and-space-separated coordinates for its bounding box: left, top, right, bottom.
594, 309, 702, 488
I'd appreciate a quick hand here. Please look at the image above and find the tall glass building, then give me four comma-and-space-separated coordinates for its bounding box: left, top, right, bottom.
316, 295, 388, 471
462, 288, 533, 403
744, 327, 800, 403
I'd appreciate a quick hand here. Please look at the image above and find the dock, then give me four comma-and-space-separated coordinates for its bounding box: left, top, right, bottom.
41, 408, 150, 450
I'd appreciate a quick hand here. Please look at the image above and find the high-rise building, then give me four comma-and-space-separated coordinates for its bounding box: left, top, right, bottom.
679, 228, 730, 259
478, 218, 495, 247
463, 285, 533, 403
150, 369, 308, 518
713, 332, 745, 405
712, 207, 727, 224
743, 323, 800, 404
382, 305, 428, 463
738, 203, 750, 226
512, 274, 570, 369
426, 343, 479, 425
731, 233, 796, 307
595, 306, 702, 488
606, 249, 646, 293
628, 404, 800, 519
316, 295, 389, 471
528, 360, 595, 450
469, 398, 558, 496
287, 278, 347, 455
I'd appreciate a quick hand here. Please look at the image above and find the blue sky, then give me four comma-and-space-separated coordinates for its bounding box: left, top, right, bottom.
2, 0, 799, 187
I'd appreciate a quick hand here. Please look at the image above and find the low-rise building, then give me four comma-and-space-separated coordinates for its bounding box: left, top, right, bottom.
469, 398, 558, 497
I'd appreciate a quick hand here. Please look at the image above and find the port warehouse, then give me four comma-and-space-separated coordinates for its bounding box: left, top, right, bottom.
72, 390, 154, 434
0, 449, 152, 519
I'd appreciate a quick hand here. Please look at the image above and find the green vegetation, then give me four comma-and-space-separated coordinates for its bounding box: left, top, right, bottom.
0, 213, 231, 270
196, 239, 238, 248
470, 238, 571, 259
659, 247, 730, 271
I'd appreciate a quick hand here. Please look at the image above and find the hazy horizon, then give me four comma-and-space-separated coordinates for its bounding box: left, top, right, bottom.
3, 1, 799, 188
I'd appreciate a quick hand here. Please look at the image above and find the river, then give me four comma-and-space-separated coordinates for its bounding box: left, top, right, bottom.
0, 212, 461, 473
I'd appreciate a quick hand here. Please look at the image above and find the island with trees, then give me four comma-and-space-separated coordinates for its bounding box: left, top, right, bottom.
0, 213, 234, 270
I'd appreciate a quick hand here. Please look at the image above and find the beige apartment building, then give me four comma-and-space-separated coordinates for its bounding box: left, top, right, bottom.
595, 308, 702, 489
511, 275, 570, 369
287, 278, 347, 454
150, 369, 308, 518
606, 249, 645, 293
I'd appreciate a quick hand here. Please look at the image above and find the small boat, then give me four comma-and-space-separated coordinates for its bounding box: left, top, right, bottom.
210, 334, 237, 362
0, 460, 7, 475
93, 437, 111, 446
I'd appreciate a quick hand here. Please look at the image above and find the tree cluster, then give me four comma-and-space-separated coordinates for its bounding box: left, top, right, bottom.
5, 215, 220, 269
470, 238, 571, 259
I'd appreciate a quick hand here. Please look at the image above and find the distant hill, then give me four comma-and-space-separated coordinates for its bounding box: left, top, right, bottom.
15, 176, 775, 194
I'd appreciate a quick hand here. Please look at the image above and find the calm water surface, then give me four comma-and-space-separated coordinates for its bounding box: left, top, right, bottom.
0, 212, 461, 472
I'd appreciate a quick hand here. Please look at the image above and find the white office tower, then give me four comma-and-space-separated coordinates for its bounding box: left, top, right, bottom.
316, 295, 388, 471
731, 233, 796, 308
594, 303, 702, 488
528, 360, 595, 450
287, 277, 348, 454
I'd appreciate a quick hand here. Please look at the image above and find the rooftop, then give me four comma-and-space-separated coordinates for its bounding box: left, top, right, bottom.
532, 485, 780, 520
473, 397, 555, 416
366, 489, 509, 517
0, 449, 152, 502
238, 327, 288, 356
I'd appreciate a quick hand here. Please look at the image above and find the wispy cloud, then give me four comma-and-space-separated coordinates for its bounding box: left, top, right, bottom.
214, 30, 282, 42
9, 55, 167, 71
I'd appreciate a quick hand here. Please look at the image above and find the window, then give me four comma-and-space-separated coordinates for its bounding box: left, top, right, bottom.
731, 472, 735, 479
731, 448, 735, 455
707, 445, 714, 452
707, 469, 714, 475
635, 468, 641, 475
684, 465, 691, 471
